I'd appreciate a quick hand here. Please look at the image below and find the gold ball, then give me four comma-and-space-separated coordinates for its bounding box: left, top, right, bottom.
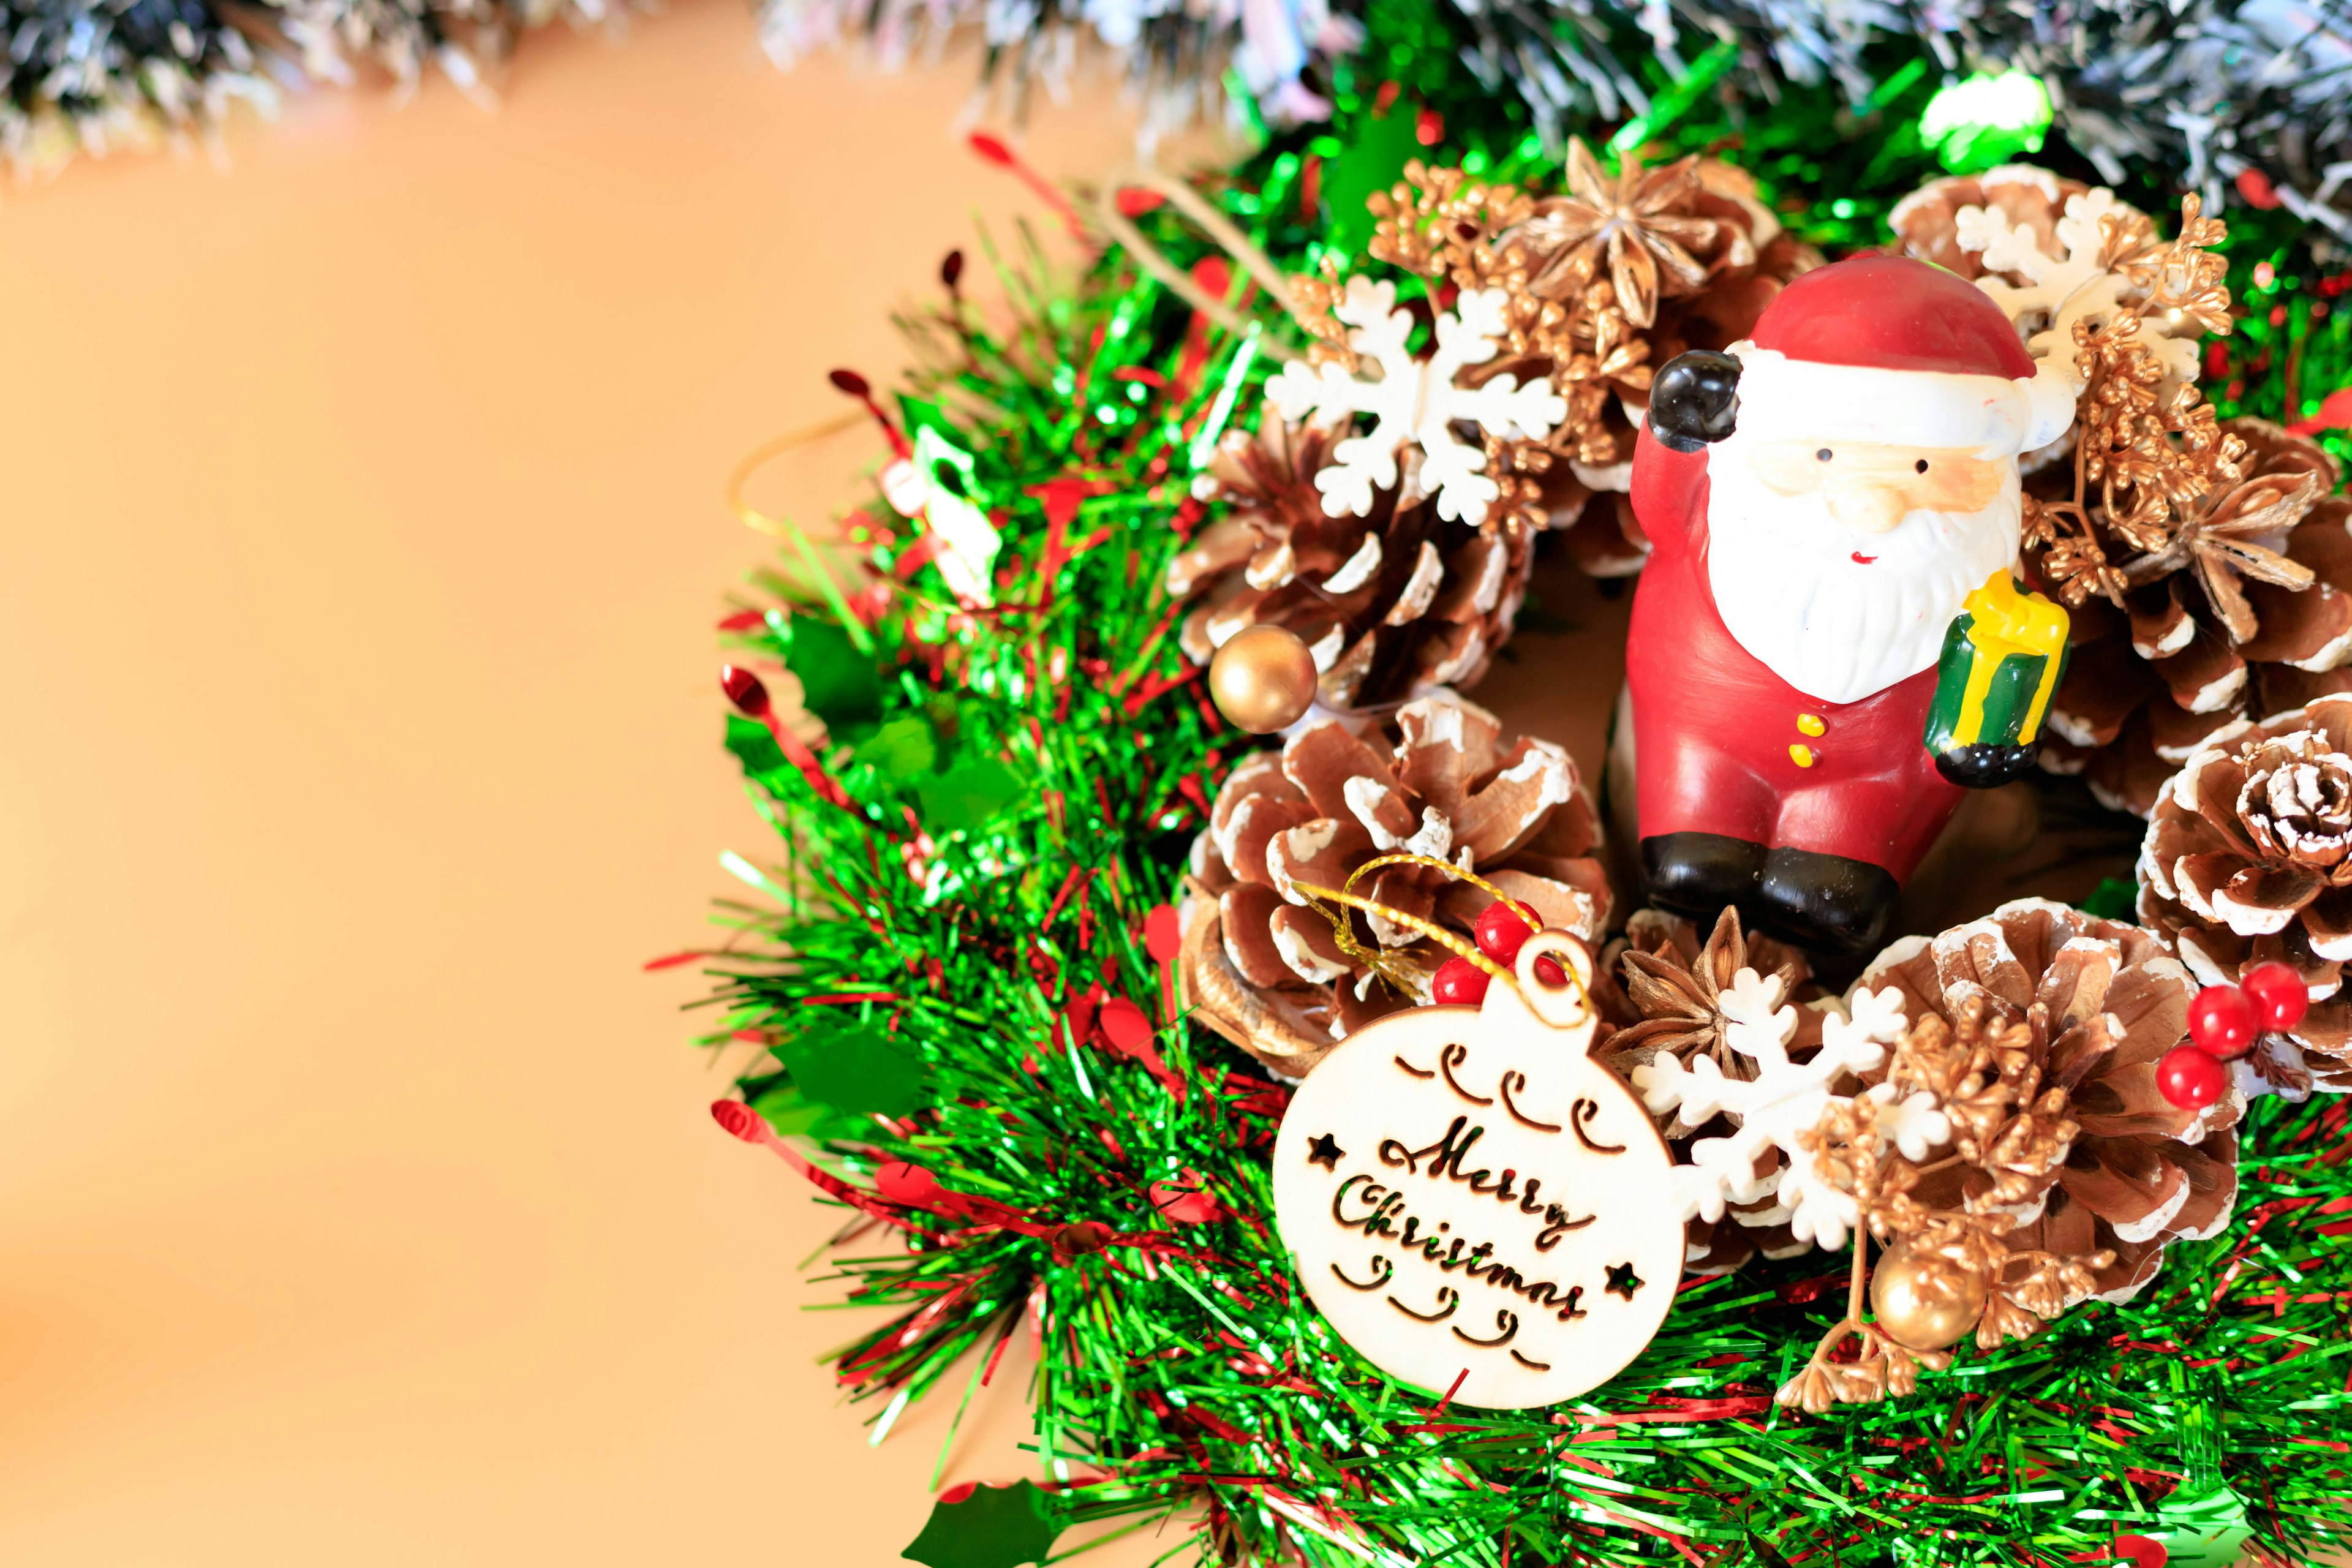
1869, 1243, 1990, 1352
1208, 624, 1320, 734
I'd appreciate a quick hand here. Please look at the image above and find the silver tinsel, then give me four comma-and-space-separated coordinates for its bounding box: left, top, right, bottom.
1, 0, 616, 168
1427, 2, 2352, 235
7, 0, 2352, 244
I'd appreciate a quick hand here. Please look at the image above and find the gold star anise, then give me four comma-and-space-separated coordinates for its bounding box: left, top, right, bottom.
2120, 432, 2326, 643
1505, 138, 1718, 328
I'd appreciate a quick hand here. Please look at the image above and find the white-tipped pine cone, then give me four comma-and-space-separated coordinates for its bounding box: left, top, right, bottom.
1541, 157, 1820, 578
2139, 693, 2352, 1091
1889, 165, 2105, 282
1861, 898, 2240, 1303
2045, 421, 2352, 815
1180, 692, 1609, 1076
1170, 410, 1529, 708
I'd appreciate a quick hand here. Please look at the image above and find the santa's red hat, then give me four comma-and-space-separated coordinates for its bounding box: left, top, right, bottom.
1728, 254, 2076, 458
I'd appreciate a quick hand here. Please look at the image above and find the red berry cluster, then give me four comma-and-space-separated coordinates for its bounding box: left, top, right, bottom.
1430, 902, 1558, 1007
2159, 960, 2307, 1109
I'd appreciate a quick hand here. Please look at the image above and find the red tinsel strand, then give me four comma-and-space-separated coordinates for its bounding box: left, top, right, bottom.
965, 132, 1086, 240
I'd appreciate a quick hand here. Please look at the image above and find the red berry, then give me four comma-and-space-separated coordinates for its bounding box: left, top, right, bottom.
720, 665, 771, 717
2239, 960, 2309, 1032
1532, 954, 1567, 989
2187, 984, 2260, 1059
1431, 956, 1490, 1006
2156, 1044, 2228, 1110
1473, 900, 1540, 965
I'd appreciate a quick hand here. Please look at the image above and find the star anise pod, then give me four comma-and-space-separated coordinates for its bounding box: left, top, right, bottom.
2119, 437, 2327, 643
1506, 138, 1718, 328
1607, 907, 1819, 1072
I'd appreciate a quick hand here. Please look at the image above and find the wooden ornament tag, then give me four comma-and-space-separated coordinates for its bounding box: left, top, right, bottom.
1272, 930, 1684, 1409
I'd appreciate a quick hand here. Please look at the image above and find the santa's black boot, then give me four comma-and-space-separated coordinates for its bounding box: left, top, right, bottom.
1754, 848, 1899, 958
1640, 833, 1768, 922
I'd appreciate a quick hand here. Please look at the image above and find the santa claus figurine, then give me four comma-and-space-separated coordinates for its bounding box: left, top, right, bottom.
1628, 254, 2076, 955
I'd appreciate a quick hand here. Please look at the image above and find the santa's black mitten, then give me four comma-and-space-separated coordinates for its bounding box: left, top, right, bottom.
1935, 742, 2038, 790
1648, 350, 1742, 452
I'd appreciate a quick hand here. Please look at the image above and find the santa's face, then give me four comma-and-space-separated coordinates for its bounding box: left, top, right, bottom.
1703, 434, 2022, 705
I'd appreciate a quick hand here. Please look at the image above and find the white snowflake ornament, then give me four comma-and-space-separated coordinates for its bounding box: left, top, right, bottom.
1958, 184, 2201, 398
1632, 977, 1909, 1253
1267, 275, 1567, 528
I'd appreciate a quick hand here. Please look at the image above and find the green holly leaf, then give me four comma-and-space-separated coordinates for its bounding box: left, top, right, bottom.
744, 1079, 826, 1138
902, 1481, 1060, 1568
778, 1024, 925, 1118
1321, 104, 1423, 255
856, 714, 939, 777
723, 713, 792, 788
918, 756, 1023, 836
895, 395, 959, 447
785, 616, 883, 736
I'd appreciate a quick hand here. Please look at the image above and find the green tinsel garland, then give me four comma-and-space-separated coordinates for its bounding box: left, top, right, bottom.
689, 89, 2352, 1568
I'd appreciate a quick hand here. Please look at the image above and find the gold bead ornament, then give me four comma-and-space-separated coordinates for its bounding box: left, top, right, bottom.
1207, 624, 1320, 734
1869, 1243, 1989, 1352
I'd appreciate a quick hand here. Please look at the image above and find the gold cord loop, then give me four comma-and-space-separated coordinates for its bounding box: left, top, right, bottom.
1289, 851, 1591, 1014
1086, 164, 1310, 363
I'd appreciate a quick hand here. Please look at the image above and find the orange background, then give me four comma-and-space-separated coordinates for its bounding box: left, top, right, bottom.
0, 9, 1200, 1561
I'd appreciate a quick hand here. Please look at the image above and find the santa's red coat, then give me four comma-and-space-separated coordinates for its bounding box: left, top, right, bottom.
1626, 427, 1963, 880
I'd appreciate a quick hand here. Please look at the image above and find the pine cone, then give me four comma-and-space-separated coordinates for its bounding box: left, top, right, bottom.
1171, 409, 1531, 706
1890, 166, 2350, 812
2042, 418, 2352, 813
1888, 166, 2099, 281
1181, 693, 1610, 1075
2139, 693, 2352, 1090
1602, 907, 1825, 1275
1860, 898, 2241, 1302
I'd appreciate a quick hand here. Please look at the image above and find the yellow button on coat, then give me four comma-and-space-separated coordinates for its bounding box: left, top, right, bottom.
1797, 714, 1826, 736
1790, 743, 1816, 768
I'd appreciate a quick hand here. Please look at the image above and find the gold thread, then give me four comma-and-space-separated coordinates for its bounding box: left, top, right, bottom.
1340, 851, 1527, 913
1291, 850, 1593, 1017
1287, 880, 1501, 982
725, 409, 869, 538
1113, 167, 1304, 314
726, 410, 876, 654
1087, 165, 1307, 364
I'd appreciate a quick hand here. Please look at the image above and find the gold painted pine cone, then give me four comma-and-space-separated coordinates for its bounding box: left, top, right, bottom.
1601, 907, 1824, 1275
2139, 693, 2352, 1091
1860, 898, 2241, 1303
1170, 409, 1531, 707
2042, 418, 2351, 815
1180, 693, 1610, 1076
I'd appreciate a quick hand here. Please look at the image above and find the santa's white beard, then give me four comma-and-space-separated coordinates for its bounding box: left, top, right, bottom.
1702, 446, 2021, 706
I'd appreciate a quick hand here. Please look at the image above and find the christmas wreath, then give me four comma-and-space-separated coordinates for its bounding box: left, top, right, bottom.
675, 70, 2352, 1568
